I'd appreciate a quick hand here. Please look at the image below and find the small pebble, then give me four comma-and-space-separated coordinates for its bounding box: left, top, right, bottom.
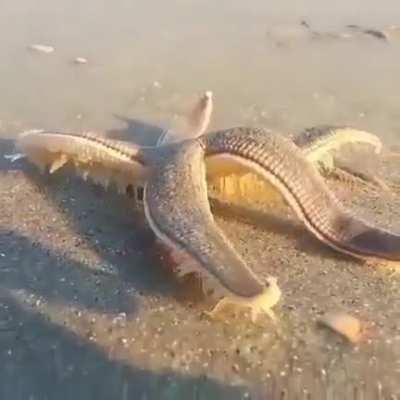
112, 313, 127, 328
74, 57, 88, 65
28, 44, 55, 54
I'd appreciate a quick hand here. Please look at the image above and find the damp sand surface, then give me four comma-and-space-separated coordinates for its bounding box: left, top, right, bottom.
1, 0, 400, 398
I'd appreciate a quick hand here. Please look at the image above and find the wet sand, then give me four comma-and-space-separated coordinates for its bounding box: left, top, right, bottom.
1, 0, 400, 398
1, 136, 400, 398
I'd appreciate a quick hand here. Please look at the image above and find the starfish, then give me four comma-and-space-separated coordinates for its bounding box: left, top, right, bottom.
16, 93, 400, 322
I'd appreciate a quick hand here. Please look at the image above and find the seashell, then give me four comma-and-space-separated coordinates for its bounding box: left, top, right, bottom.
318, 312, 362, 343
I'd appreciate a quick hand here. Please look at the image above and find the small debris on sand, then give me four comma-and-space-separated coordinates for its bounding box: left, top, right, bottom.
318, 312, 363, 343
28, 44, 55, 54
4, 153, 25, 163
74, 57, 88, 65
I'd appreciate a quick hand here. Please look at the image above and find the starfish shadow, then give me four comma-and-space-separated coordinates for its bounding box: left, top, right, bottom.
0, 229, 137, 314
107, 114, 166, 145
0, 291, 250, 400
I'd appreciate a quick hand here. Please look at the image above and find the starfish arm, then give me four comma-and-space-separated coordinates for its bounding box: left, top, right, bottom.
295, 125, 395, 193
204, 126, 387, 207
333, 158, 393, 193
186, 91, 213, 137
17, 130, 149, 193
143, 141, 266, 298
292, 126, 383, 161
157, 91, 213, 145
202, 127, 400, 262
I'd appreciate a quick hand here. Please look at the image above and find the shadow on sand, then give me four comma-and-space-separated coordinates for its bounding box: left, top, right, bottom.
0, 291, 249, 400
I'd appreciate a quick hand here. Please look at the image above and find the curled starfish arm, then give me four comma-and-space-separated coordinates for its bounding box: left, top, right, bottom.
207, 276, 281, 322
293, 126, 383, 161
333, 160, 393, 194
292, 126, 394, 192
186, 91, 213, 138
17, 130, 149, 193
202, 127, 400, 263
143, 141, 279, 318
157, 91, 213, 145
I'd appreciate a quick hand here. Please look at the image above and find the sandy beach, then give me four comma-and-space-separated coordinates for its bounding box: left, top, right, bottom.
0, 0, 400, 398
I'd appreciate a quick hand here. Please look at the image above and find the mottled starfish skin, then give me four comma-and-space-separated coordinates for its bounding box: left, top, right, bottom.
143, 140, 265, 297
